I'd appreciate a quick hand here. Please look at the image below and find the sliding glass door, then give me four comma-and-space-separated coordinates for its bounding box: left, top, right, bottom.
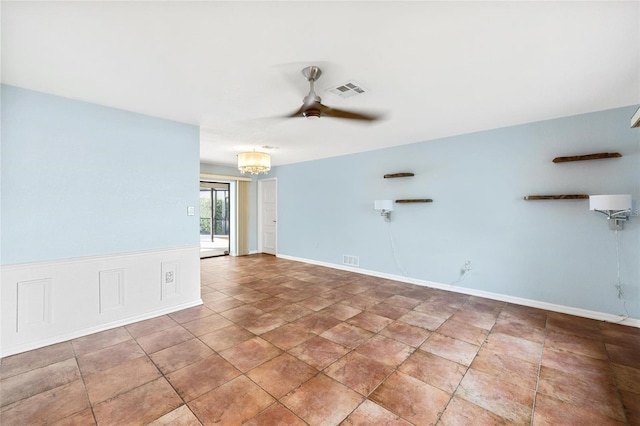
199, 182, 230, 258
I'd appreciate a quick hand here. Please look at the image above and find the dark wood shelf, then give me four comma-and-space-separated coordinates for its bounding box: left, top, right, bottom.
552, 152, 621, 163
395, 199, 433, 203
524, 194, 589, 200
384, 173, 414, 178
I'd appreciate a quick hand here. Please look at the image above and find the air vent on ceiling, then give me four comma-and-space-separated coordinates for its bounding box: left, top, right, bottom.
328, 82, 366, 99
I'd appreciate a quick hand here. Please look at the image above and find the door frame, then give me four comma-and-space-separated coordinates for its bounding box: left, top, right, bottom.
200, 173, 252, 256
199, 180, 232, 257
258, 178, 278, 254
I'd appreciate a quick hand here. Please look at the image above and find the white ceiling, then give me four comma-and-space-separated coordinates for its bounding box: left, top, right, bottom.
2, 1, 639, 167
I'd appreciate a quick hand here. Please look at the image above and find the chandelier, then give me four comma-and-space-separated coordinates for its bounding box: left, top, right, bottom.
237, 151, 271, 175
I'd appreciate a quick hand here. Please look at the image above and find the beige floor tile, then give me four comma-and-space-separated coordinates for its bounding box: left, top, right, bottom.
188, 376, 274, 425
247, 353, 316, 398
342, 400, 411, 425
93, 377, 182, 425
281, 374, 363, 426
456, 369, 534, 424
370, 371, 450, 425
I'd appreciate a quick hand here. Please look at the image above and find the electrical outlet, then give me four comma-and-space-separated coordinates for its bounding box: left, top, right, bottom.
451, 260, 472, 286
161, 261, 179, 300
615, 283, 624, 299
460, 260, 471, 279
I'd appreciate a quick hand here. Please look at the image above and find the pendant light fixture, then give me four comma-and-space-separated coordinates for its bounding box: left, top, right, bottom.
237, 151, 271, 175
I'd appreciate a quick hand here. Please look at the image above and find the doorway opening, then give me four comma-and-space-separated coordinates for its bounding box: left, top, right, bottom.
200, 182, 230, 258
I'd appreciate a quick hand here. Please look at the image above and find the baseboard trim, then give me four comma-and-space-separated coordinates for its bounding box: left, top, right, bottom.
277, 254, 639, 328
231, 250, 260, 257
1, 299, 203, 358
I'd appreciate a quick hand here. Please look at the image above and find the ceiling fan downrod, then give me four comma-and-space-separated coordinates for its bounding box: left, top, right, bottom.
301, 66, 322, 118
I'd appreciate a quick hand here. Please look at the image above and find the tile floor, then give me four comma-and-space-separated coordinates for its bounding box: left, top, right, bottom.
1, 254, 639, 425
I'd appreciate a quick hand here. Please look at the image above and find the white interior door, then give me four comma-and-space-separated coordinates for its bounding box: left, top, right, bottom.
259, 178, 277, 255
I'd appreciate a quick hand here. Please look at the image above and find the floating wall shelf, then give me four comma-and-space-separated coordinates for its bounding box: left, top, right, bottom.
395, 199, 433, 203
552, 152, 621, 163
524, 194, 589, 200
384, 173, 414, 178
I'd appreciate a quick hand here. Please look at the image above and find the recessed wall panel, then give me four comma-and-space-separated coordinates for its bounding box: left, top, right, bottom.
99, 269, 124, 313
17, 278, 52, 332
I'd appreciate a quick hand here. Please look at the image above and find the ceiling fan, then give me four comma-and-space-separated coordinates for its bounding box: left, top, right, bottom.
285, 66, 381, 121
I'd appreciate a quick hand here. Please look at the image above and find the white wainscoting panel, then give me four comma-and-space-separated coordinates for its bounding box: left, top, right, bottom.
1, 245, 201, 357
99, 269, 125, 313
17, 278, 52, 332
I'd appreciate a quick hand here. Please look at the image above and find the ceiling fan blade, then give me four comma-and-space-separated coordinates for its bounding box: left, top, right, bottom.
285, 105, 306, 118
318, 103, 381, 121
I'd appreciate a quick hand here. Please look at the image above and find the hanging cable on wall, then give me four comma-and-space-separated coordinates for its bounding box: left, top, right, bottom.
387, 221, 408, 277
450, 260, 472, 287
613, 229, 629, 322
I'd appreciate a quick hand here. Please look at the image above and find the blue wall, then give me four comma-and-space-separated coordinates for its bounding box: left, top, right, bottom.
269, 106, 640, 318
1, 85, 200, 264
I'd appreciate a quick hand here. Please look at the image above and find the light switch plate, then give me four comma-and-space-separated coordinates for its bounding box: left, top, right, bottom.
187, 206, 195, 216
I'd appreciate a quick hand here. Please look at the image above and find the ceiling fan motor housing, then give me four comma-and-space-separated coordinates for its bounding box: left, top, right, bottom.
302, 108, 321, 119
